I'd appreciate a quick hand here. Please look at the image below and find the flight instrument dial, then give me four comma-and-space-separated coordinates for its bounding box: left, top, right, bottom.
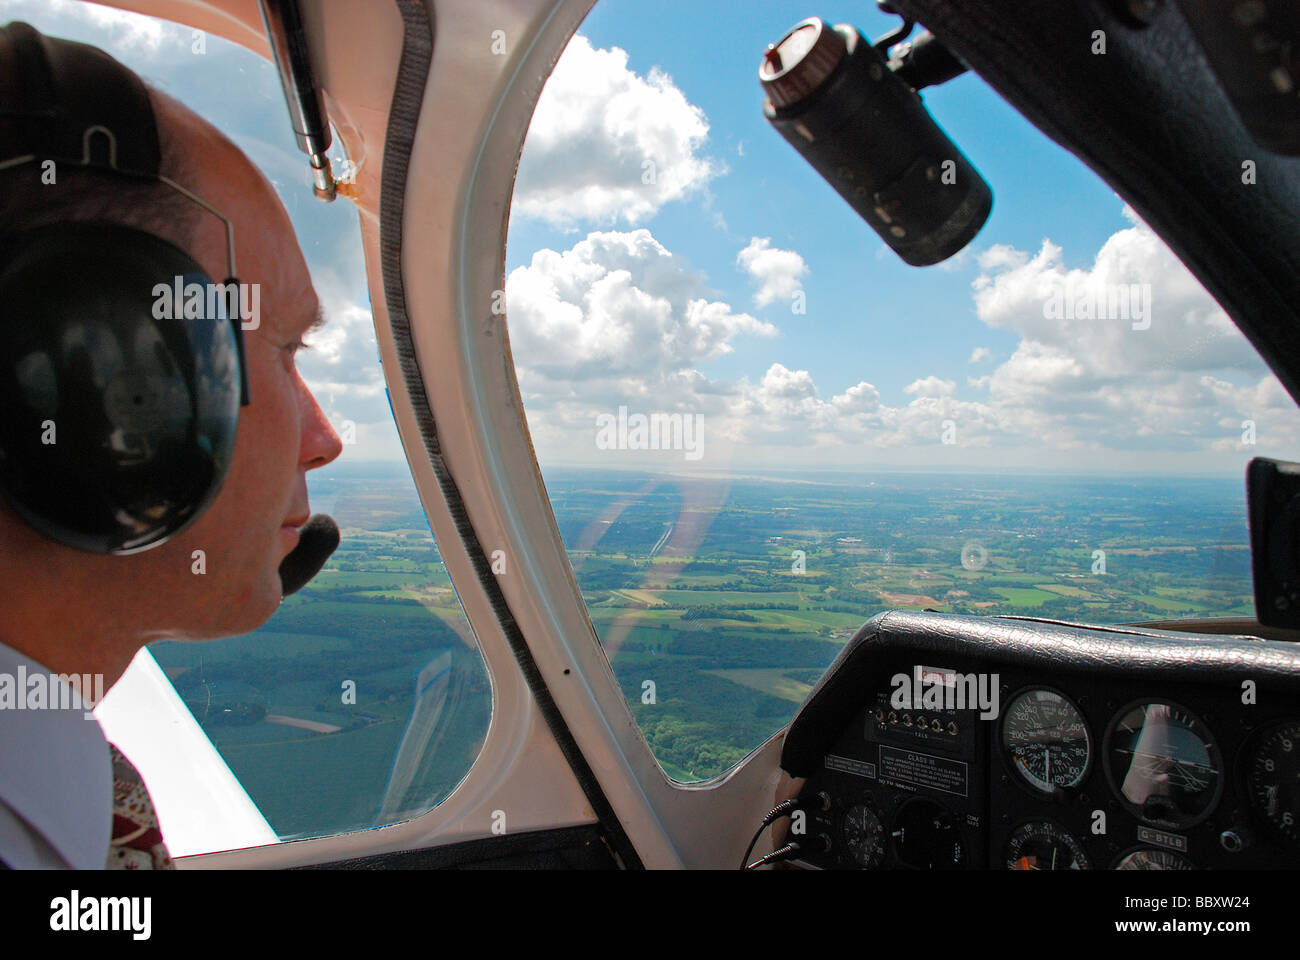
1002, 688, 1092, 797
1247, 719, 1300, 845
1005, 820, 1090, 870
841, 801, 885, 868
1105, 700, 1222, 828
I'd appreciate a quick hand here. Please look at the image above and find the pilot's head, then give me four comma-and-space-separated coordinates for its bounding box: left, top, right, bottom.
0, 26, 343, 686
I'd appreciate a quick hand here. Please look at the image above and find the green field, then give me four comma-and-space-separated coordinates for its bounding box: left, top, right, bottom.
704, 669, 816, 704
992, 587, 1057, 607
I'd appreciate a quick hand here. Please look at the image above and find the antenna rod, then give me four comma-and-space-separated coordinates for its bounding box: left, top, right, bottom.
258, 0, 336, 201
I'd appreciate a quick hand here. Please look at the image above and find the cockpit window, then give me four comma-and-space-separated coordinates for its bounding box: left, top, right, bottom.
505, 2, 1300, 782
8, 0, 492, 844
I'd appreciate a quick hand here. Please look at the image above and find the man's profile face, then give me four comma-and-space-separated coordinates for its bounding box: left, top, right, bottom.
127, 90, 343, 640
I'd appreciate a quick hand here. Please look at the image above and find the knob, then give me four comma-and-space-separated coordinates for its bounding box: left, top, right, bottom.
1219, 828, 1252, 853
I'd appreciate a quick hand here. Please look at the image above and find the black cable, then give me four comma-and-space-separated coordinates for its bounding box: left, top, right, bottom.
761, 798, 803, 826
747, 841, 805, 870
739, 796, 815, 869
873, 17, 915, 53
739, 822, 769, 871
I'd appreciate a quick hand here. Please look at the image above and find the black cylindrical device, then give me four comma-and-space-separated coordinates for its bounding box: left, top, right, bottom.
760, 17, 992, 266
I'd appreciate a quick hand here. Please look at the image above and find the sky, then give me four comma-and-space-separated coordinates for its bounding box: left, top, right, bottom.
5, 0, 1298, 477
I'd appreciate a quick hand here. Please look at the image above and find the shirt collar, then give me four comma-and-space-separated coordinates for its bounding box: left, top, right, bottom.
0, 640, 111, 869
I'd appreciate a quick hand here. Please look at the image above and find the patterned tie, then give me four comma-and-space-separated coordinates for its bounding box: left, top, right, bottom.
105, 743, 173, 870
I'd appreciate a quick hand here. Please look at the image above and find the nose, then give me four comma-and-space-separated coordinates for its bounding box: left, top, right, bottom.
297, 371, 343, 470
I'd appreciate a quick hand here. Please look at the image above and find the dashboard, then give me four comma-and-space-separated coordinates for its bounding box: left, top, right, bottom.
782, 611, 1300, 870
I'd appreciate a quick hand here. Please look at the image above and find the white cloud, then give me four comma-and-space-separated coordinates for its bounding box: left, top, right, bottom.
751, 363, 824, 419
832, 380, 881, 414
512, 35, 721, 228
969, 206, 1295, 454
904, 376, 957, 398
508, 207, 1300, 469
508, 229, 774, 381
504, 225, 1024, 459
296, 291, 399, 459
724, 364, 1010, 452
77, 3, 169, 52
506, 227, 778, 454
736, 237, 808, 308
976, 243, 1028, 272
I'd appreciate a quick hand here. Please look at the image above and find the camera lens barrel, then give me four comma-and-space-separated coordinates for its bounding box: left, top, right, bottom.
761, 18, 992, 266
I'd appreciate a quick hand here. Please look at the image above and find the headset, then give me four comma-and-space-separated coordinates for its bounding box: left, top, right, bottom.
0, 20, 249, 555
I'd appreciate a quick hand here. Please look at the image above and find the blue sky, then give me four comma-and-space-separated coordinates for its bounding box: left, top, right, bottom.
5, 0, 1298, 476
510, 1, 1129, 397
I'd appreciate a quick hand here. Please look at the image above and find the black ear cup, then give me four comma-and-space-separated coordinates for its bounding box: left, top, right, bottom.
0, 222, 242, 553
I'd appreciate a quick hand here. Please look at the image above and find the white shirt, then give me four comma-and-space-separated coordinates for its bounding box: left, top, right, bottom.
0, 640, 111, 869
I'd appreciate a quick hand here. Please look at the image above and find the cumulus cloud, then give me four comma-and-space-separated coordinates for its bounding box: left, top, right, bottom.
832, 381, 882, 414
508, 229, 774, 380
296, 291, 400, 460
749, 364, 826, 423
513, 35, 721, 228
506, 228, 781, 453
719, 363, 1012, 452
736, 237, 808, 308
904, 377, 957, 398
507, 207, 1299, 468
969, 205, 1290, 453
504, 229, 1025, 457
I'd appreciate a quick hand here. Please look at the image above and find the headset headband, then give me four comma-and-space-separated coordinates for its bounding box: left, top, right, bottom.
0, 20, 160, 175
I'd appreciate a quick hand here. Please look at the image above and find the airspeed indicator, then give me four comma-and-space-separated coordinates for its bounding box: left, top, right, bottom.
1002, 688, 1092, 797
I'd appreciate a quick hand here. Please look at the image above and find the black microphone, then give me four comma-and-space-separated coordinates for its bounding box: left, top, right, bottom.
278, 513, 339, 596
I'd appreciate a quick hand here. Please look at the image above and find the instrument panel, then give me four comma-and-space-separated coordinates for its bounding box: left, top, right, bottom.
785, 612, 1300, 870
